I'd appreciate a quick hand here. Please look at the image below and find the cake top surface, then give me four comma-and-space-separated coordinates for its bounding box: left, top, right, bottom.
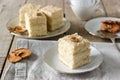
19, 3, 43, 13
25, 10, 46, 19
36, 5, 42, 10
19, 3, 36, 12
59, 33, 90, 44
41, 5, 62, 13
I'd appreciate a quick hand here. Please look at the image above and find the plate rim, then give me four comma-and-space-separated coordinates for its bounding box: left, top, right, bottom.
7, 17, 71, 39
85, 17, 120, 38
44, 45, 103, 74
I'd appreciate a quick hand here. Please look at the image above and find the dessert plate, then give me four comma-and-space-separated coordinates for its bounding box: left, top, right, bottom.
44, 46, 103, 74
7, 17, 71, 39
85, 17, 120, 38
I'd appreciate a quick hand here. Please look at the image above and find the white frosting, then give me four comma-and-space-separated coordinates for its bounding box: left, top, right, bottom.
58, 33, 91, 69
58, 33, 90, 52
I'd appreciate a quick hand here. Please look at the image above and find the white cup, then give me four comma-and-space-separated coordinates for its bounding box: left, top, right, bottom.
70, 0, 104, 20
70, 0, 99, 7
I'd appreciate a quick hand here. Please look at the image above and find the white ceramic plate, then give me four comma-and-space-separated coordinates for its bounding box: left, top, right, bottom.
7, 17, 71, 39
85, 17, 120, 38
44, 46, 103, 74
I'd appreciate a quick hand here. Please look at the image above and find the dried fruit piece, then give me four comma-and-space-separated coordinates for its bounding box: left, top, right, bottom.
70, 36, 79, 42
15, 29, 27, 33
15, 48, 32, 58
8, 54, 22, 63
9, 26, 27, 33
8, 48, 32, 63
100, 20, 120, 33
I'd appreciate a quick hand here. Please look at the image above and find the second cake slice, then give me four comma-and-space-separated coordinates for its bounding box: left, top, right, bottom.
25, 11, 47, 37
41, 5, 64, 31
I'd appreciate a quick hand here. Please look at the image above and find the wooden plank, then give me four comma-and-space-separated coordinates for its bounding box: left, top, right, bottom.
0, 60, 11, 80
0, 0, 25, 57
27, 0, 47, 6
102, 0, 120, 17
64, 0, 109, 42
26, 0, 64, 8
0, 58, 6, 72
46, 0, 64, 8
1, 38, 17, 80
0, 0, 25, 78
0, 0, 26, 79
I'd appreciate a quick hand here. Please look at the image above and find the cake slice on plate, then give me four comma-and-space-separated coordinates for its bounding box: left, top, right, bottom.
41, 5, 64, 31
19, 3, 42, 28
58, 33, 91, 69
25, 11, 47, 37
19, 3, 36, 28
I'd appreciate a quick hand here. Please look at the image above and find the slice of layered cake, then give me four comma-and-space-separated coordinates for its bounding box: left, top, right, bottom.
19, 3, 36, 28
25, 11, 47, 37
58, 33, 91, 69
41, 5, 64, 31
19, 3, 42, 28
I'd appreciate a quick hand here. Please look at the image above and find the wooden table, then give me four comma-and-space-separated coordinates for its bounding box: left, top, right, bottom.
0, 0, 120, 79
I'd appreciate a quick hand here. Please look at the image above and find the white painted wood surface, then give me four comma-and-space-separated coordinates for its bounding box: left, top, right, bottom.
1, 0, 120, 79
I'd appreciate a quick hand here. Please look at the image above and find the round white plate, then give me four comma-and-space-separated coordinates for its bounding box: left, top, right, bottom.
44, 46, 103, 74
85, 17, 120, 38
7, 17, 71, 39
